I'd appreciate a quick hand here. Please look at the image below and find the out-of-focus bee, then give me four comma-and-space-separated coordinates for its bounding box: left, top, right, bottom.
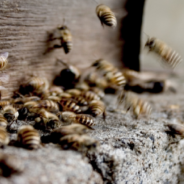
60, 134, 99, 152
75, 82, 89, 91
47, 96, 61, 102
118, 92, 152, 118
57, 111, 95, 127
0, 153, 24, 177
49, 86, 63, 96
96, 4, 117, 27
87, 100, 106, 119
91, 59, 117, 74
0, 52, 9, 71
0, 100, 11, 109
65, 89, 82, 96
145, 37, 182, 68
49, 124, 90, 143
19, 76, 49, 96
17, 125, 40, 150
89, 87, 105, 99
0, 127, 9, 147
54, 59, 81, 89
0, 105, 19, 122
72, 91, 100, 106
0, 114, 8, 128
35, 109, 61, 131
104, 71, 126, 88
59, 99, 81, 113
39, 100, 59, 113
166, 123, 184, 137
58, 92, 72, 99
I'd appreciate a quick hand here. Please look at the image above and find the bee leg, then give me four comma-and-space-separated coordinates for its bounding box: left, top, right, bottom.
103, 111, 107, 123
53, 44, 63, 49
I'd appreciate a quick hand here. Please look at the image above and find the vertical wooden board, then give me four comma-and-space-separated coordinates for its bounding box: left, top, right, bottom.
0, 0, 126, 97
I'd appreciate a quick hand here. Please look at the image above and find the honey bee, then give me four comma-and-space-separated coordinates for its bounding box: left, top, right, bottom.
65, 89, 82, 96
39, 100, 59, 113
166, 123, 184, 137
59, 134, 99, 152
0, 114, 8, 128
87, 100, 106, 119
35, 109, 61, 131
89, 87, 105, 99
73, 91, 100, 106
91, 59, 117, 74
58, 92, 72, 99
0, 105, 19, 122
75, 82, 90, 91
145, 37, 182, 68
59, 99, 81, 113
0, 153, 24, 177
57, 111, 95, 127
118, 92, 152, 118
0, 52, 9, 71
46, 96, 61, 102
50, 124, 90, 143
49, 86, 63, 96
96, 4, 117, 27
17, 125, 40, 150
0, 100, 11, 109
0, 126, 9, 147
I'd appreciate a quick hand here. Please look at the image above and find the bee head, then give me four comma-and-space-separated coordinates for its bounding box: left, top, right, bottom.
58, 25, 68, 30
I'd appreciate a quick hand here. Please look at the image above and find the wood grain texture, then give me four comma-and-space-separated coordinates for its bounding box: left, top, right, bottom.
0, 0, 126, 97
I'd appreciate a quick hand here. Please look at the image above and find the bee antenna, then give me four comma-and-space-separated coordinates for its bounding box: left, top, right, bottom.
56, 58, 68, 67
143, 32, 149, 39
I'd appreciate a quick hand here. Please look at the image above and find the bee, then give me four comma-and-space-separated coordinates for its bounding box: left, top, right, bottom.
73, 91, 100, 106
166, 123, 184, 137
91, 59, 117, 74
0, 52, 9, 71
104, 71, 126, 88
0, 100, 11, 109
59, 134, 99, 152
96, 4, 117, 27
145, 37, 182, 68
75, 82, 89, 91
0, 126, 9, 147
0, 114, 8, 128
58, 92, 72, 99
19, 76, 49, 95
49, 86, 63, 96
87, 100, 106, 119
59, 99, 81, 113
39, 100, 59, 113
65, 89, 82, 96
0, 105, 19, 122
35, 109, 61, 131
89, 87, 105, 99
0, 153, 24, 177
17, 125, 40, 150
57, 111, 95, 127
49, 124, 90, 143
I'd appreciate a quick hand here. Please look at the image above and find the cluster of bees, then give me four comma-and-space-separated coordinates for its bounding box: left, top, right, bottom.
0, 2, 182, 177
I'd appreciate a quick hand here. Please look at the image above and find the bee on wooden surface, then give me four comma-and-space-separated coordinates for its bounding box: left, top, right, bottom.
0, 52, 9, 71
104, 71, 126, 88
17, 125, 40, 150
0, 114, 8, 128
0, 127, 9, 147
35, 109, 61, 131
57, 111, 95, 127
91, 59, 117, 75
59, 99, 81, 113
96, 4, 117, 27
19, 76, 49, 96
89, 87, 105, 99
73, 91, 100, 106
60, 134, 99, 152
0, 105, 19, 123
49, 124, 90, 143
54, 59, 81, 89
87, 100, 106, 120
39, 100, 59, 113
0, 153, 24, 177
145, 37, 182, 68
166, 123, 184, 137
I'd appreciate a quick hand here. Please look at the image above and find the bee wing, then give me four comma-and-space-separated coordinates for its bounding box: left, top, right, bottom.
0, 52, 9, 60
0, 74, 9, 83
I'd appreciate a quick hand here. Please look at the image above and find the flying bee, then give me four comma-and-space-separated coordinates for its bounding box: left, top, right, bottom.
59, 134, 99, 152
19, 76, 49, 96
49, 124, 90, 143
145, 36, 182, 68
57, 111, 95, 127
35, 109, 61, 131
87, 100, 106, 120
39, 100, 59, 113
73, 91, 100, 106
0, 153, 24, 177
104, 71, 126, 88
0, 105, 19, 123
0, 114, 8, 128
17, 125, 41, 150
0, 126, 9, 147
59, 99, 81, 113
91, 59, 117, 75
0, 52, 9, 71
96, 4, 117, 27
